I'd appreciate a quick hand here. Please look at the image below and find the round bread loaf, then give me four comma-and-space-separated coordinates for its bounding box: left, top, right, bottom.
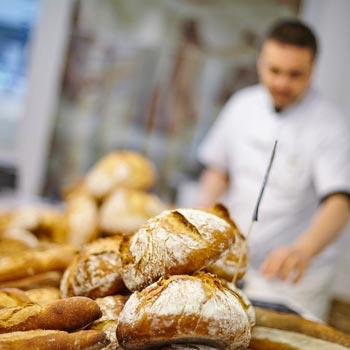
99, 188, 166, 235
116, 272, 253, 350
120, 208, 236, 292
60, 236, 128, 299
85, 150, 156, 199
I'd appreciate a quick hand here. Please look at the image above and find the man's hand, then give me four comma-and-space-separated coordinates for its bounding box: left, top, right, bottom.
260, 246, 311, 283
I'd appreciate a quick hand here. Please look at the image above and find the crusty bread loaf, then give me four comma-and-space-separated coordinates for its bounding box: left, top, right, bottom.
60, 236, 128, 299
99, 188, 166, 235
0, 329, 109, 350
116, 272, 253, 350
0, 288, 32, 309
250, 326, 349, 350
254, 307, 350, 347
0, 244, 76, 283
0, 296, 102, 333
85, 150, 156, 199
120, 208, 236, 291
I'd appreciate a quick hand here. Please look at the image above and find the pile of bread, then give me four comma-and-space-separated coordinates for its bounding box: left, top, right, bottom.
1, 150, 350, 350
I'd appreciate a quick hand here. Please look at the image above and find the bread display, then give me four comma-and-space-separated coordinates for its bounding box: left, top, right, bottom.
0, 329, 109, 350
1, 149, 349, 349
120, 207, 236, 291
116, 272, 254, 350
84, 150, 156, 199
99, 188, 166, 235
60, 236, 128, 299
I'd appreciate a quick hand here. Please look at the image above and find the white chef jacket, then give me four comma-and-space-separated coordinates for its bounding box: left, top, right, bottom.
198, 84, 350, 319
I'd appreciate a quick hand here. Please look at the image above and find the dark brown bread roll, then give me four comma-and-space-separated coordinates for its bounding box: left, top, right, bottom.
0, 329, 109, 350
120, 208, 236, 292
116, 272, 253, 350
60, 236, 128, 299
0, 296, 102, 333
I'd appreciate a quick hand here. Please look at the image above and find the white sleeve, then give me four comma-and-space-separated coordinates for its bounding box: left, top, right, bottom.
312, 112, 350, 200
197, 96, 237, 171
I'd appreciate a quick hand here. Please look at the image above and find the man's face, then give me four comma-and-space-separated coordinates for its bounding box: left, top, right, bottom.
257, 39, 315, 110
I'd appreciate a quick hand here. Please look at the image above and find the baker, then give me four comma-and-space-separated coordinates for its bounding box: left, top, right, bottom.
197, 18, 350, 320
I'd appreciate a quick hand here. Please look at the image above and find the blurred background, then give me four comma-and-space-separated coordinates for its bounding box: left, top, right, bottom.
0, 0, 349, 330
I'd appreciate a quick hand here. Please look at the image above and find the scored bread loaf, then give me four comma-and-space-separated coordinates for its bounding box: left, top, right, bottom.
116, 272, 254, 350
60, 236, 128, 299
120, 208, 236, 291
0, 329, 109, 350
0, 296, 101, 333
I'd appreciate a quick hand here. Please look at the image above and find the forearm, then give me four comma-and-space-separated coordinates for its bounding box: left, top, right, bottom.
197, 167, 229, 207
293, 194, 350, 259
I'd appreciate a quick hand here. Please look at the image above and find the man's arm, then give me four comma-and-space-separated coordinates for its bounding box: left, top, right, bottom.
261, 193, 350, 283
197, 167, 229, 208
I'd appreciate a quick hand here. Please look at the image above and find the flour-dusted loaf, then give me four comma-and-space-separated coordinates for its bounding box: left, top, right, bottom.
116, 272, 254, 350
85, 150, 156, 199
0, 296, 102, 333
60, 236, 128, 299
0, 329, 109, 350
120, 208, 236, 291
99, 188, 166, 235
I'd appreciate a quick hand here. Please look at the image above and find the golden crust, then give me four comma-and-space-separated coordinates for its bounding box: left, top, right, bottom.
120, 208, 235, 292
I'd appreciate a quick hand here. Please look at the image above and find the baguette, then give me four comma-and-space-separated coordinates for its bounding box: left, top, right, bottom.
0, 244, 76, 282
0, 329, 109, 350
254, 307, 350, 347
0, 296, 102, 333
250, 326, 349, 350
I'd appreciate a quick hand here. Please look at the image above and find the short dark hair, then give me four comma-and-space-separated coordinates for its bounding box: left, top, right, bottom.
265, 19, 318, 59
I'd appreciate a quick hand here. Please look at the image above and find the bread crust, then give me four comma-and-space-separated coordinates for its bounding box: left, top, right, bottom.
60, 236, 127, 299
0, 329, 109, 350
0, 296, 102, 333
116, 273, 252, 350
120, 208, 235, 291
